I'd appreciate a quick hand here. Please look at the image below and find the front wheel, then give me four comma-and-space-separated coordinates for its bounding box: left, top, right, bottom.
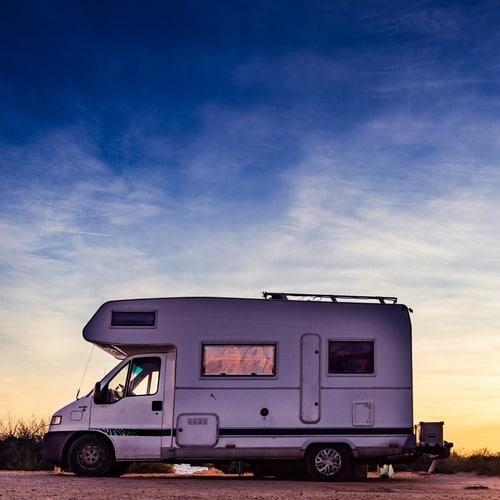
68, 434, 114, 476
306, 445, 351, 481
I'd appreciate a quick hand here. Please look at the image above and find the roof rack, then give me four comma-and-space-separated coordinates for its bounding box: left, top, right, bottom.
262, 292, 397, 304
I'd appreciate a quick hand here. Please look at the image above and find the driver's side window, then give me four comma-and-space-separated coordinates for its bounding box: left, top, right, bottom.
101, 357, 161, 404
127, 357, 160, 396
104, 362, 129, 403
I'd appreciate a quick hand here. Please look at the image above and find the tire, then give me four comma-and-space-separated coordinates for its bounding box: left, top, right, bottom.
306, 445, 351, 481
68, 434, 114, 477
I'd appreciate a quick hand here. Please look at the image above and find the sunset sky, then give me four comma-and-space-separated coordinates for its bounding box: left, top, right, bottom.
1, 1, 500, 451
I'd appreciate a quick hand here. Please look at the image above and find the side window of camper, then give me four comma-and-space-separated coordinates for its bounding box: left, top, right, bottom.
328, 340, 374, 374
127, 357, 160, 396
201, 344, 276, 376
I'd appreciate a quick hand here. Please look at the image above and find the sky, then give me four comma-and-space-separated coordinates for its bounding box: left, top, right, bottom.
1, 0, 499, 452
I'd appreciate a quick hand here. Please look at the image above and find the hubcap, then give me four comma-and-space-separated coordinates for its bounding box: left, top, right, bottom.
79, 443, 104, 468
315, 448, 342, 476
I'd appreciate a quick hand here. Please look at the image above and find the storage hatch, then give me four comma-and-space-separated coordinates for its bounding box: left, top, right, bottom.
176, 414, 219, 446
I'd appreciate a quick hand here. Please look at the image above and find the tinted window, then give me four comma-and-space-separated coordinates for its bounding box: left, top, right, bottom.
111, 311, 156, 327
328, 340, 374, 374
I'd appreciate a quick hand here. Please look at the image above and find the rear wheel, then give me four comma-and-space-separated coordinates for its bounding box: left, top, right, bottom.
68, 434, 114, 477
306, 445, 351, 481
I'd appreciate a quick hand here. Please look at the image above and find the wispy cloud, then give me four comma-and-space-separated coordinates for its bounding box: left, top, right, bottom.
55, 230, 113, 237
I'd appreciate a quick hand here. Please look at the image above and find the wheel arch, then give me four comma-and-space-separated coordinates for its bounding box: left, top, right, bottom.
303, 440, 355, 459
61, 431, 116, 469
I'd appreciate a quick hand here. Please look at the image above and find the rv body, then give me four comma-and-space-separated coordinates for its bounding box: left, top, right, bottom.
42, 293, 450, 480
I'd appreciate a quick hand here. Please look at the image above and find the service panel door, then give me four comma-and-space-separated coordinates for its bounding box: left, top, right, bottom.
90, 353, 171, 460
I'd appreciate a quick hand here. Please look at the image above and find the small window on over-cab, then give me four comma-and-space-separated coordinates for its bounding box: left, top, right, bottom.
111, 311, 156, 327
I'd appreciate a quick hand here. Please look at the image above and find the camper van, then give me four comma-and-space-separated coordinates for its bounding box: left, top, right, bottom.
42, 292, 451, 480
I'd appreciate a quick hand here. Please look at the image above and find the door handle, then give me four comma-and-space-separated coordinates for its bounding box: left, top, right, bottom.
152, 401, 163, 411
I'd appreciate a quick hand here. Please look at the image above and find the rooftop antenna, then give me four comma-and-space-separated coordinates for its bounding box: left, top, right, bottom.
75, 345, 95, 399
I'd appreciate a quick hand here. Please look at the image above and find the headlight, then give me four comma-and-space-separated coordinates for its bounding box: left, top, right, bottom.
50, 415, 62, 425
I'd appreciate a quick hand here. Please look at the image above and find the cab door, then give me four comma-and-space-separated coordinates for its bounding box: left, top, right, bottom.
90, 353, 171, 460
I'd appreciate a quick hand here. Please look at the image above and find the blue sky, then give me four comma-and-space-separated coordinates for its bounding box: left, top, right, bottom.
1, 1, 500, 450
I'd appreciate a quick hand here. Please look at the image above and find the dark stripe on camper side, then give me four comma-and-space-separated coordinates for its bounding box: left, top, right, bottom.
93, 428, 172, 437
95, 427, 412, 438
218, 427, 413, 437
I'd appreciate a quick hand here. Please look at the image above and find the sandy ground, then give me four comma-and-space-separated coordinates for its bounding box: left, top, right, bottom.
0, 470, 499, 499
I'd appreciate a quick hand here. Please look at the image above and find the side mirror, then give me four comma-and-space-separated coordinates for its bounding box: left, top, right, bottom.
93, 381, 106, 404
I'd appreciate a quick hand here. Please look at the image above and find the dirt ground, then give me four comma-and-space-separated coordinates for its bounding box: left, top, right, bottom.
1, 470, 499, 499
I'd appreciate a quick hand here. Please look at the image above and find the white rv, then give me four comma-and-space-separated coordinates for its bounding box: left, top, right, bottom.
42, 292, 451, 480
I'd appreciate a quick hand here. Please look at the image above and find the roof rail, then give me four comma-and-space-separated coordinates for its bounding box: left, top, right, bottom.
262, 292, 397, 304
